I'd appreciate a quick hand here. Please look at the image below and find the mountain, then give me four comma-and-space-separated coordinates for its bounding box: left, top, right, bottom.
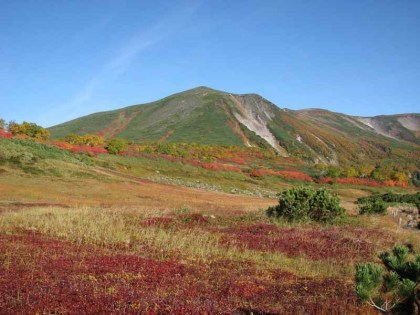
49, 87, 419, 165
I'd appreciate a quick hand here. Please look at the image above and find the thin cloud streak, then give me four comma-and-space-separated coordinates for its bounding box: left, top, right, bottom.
50, 2, 201, 126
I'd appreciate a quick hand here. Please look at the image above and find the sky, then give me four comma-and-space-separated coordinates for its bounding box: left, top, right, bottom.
0, 0, 419, 127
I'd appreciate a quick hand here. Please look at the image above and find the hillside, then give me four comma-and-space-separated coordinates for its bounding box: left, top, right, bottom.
49, 87, 419, 165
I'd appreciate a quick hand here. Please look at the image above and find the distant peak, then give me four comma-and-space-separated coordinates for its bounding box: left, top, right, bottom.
193, 86, 212, 90
189, 86, 214, 92
185, 86, 230, 95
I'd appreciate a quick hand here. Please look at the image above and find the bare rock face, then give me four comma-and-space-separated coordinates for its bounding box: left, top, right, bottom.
389, 205, 420, 230
357, 114, 420, 144
230, 94, 289, 156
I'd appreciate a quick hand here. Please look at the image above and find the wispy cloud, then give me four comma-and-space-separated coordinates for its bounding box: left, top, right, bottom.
46, 1, 201, 126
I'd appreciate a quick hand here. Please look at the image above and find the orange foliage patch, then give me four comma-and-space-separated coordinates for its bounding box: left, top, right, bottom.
0, 130, 12, 139
250, 168, 312, 181
383, 180, 408, 188
316, 177, 334, 185
50, 141, 73, 150
317, 177, 409, 188
217, 157, 246, 165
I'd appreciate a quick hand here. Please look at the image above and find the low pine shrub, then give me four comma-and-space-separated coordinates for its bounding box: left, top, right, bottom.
266, 186, 345, 223
106, 138, 128, 155
357, 192, 420, 208
359, 199, 388, 215
357, 192, 420, 215
355, 244, 419, 314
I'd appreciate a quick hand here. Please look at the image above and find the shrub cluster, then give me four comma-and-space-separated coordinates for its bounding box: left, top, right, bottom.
357, 192, 420, 209
266, 186, 345, 223
106, 138, 128, 155
357, 192, 420, 215
358, 199, 388, 215
7, 121, 50, 140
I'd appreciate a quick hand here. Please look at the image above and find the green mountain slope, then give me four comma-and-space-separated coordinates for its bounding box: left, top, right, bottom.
49, 87, 419, 165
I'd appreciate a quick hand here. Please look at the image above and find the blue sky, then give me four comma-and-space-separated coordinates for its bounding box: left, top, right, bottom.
0, 0, 419, 127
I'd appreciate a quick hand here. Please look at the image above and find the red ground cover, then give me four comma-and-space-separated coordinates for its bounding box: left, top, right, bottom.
250, 169, 313, 181
0, 232, 375, 314
219, 224, 392, 262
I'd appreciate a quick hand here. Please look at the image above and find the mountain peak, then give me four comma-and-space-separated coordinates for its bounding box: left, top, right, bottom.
48, 87, 419, 165
185, 86, 218, 93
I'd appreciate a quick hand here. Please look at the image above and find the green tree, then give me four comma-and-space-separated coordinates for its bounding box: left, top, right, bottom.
266, 186, 345, 223
0, 118, 5, 130
81, 134, 105, 147
372, 164, 394, 182
342, 166, 359, 178
359, 164, 375, 178
7, 120, 24, 135
63, 134, 83, 145
355, 244, 419, 314
106, 138, 127, 154
359, 199, 388, 215
325, 166, 342, 179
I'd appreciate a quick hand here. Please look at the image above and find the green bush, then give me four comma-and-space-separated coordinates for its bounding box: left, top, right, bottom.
355, 244, 419, 314
106, 138, 128, 155
266, 186, 345, 223
359, 199, 388, 215
356, 192, 420, 209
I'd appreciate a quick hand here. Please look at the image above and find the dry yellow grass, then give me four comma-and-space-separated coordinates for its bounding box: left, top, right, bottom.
0, 173, 276, 212
0, 206, 353, 279
1, 171, 418, 282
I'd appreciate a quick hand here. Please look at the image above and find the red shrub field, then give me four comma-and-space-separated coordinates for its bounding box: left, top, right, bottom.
0, 231, 376, 314
250, 169, 313, 182
218, 224, 392, 262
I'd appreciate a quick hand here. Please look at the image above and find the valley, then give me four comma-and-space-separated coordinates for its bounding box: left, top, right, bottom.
0, 129, 418, 313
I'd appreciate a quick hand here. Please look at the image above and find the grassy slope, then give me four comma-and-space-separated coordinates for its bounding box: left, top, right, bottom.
0, 138, 100, 178
245, 106, 419, 165
49, 87, 419, 167
0, 138, 419, 313
49, 87, 243, 145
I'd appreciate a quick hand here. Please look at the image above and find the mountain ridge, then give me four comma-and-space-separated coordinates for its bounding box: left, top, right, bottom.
49, 86, 419, 165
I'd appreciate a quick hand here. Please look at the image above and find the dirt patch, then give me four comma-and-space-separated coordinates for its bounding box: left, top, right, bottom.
158, 129, 176, 142
96, 111, 139, 138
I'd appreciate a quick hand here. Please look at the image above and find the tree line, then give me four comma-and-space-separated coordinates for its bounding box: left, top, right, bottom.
0, 119, 127, 154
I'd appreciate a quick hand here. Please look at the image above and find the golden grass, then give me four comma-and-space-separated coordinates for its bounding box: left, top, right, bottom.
0, 174, 276, 212
1, 171, 417, 283
361, 214, 420, 253
0, 206, 352, 279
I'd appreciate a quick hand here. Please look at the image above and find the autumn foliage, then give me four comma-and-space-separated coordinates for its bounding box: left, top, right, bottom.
250, 168, 313, 181
70, 145, 108, 156
201, 163, 243, 173
0, 129, 12, 139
